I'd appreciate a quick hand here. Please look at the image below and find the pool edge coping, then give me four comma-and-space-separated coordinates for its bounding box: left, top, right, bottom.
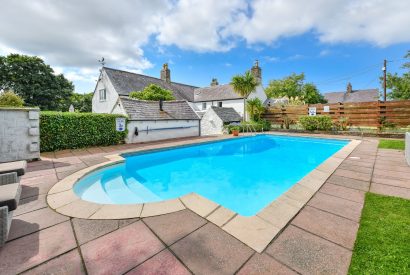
46, 135, 361, 253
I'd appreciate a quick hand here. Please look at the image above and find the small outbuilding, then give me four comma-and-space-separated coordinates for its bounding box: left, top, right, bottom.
201, 106, 242, 136
113, 97, 200, 143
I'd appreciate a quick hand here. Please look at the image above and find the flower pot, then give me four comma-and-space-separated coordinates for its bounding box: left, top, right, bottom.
232, 130, 239, 136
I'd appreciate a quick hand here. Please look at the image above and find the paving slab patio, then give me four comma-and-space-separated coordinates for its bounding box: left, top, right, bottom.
1, 135, 409, 274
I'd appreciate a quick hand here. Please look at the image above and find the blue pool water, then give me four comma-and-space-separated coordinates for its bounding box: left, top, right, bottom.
74, 135, 348, 216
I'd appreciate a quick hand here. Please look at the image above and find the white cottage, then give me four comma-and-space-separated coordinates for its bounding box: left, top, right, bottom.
112, 97, 200, 143
92, 60, 267, 118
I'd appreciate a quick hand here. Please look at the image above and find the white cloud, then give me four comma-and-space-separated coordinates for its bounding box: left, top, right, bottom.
0, 0, 169, 70
156, 0, 247, 52
229, 0, 410, 47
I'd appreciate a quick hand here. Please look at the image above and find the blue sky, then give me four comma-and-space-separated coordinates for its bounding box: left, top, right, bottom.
1, 0, 409, 95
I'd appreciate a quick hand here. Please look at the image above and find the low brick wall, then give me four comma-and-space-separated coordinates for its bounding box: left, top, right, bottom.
0, 107, 40, 162
406, 132, 410, 166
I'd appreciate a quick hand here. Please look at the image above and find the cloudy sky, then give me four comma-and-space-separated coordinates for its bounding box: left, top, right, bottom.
1, 0, 409, 94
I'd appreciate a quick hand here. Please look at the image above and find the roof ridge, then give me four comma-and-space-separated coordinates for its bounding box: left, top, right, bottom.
103, 66, 198, 88
120, 97, 189, 104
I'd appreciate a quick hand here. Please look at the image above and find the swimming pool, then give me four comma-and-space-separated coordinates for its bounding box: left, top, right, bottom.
74, 135, 348, 216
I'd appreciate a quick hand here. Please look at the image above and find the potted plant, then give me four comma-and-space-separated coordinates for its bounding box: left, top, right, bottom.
231, 126, 240, 136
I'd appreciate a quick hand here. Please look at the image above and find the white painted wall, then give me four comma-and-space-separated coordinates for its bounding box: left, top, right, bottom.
192, 84, 266, 120
200, 108, 224, 136
92, 70, 120, 114
126, 120, 200, 143
194, 99, 244, 117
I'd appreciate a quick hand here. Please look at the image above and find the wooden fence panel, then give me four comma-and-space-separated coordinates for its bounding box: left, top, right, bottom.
262, 100, 410, 128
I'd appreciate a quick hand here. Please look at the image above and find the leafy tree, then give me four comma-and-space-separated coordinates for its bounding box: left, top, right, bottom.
129, 84, 175, 101
64, 92, 93, 112
230, 71, 258, 121
246, 98, 265, 121
0, 90, 24, 107
0, 54, 74, 110
302, 83, 327, 104
265, 73, 327, 104
384, 50, 410, 100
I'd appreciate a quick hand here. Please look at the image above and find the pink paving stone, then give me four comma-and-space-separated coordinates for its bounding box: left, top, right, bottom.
127, 249, 190, 275
333, 169, 371, 182
370, 183, 410, 200
86, 147, 105, 154
20, 173, 58, 187
21, 168, 56, 179
55, 162, 87, 173
0, 221, 77, 275
237, 253, 297, 275
307, 192, 363, 222
80, 221, 164, 275
21, 180, 56, 200
266, 225, 352, 275
53, 156, 83, 167
170, 223, 253, 274
26, 162, 54, 172
319, 183, 365, 203
372, 175, 410, 189
143, 209, 207, 245
326, 175, 369, 192
291, 206, 359, 249
8, 207, 69, 241
21, 249, 86, 275
14, 194, 48, 216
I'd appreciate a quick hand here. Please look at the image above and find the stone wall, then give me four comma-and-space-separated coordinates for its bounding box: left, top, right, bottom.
0, 107, 40, 162
406, 132, 410, 166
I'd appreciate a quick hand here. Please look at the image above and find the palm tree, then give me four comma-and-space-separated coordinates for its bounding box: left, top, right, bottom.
246, 98, 265, 121
230, 71, 258, 121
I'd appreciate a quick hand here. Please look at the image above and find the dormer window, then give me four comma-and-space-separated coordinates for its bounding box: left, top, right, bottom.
99, 89, 106, 101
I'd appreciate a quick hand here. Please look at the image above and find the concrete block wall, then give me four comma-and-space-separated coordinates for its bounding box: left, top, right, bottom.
0, 107, 40, 163
406, 132, 410, 166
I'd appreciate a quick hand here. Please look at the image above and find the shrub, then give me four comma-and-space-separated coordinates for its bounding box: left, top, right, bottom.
40, 112, 127, 152
225, 120, 271, 133
334, 117, 350, 131
299, 115, 332, 131
0, 91, 24, 107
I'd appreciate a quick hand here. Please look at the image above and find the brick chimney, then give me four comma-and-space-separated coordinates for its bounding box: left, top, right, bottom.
160, 63, 171, 83
346, 82, 352, 94
210, 78, 219, 86
251, 60, 262, 84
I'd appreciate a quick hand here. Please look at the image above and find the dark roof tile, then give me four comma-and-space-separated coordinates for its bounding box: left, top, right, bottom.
324, 89, 379, 103
104, 67, 197, 101
210, 106, 242, 122
120, 97, 199, 120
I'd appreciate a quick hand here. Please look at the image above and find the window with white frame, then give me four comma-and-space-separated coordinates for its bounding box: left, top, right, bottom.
202, 102, 207, 110
218, 101, 223, 107
99, 89, 106, 101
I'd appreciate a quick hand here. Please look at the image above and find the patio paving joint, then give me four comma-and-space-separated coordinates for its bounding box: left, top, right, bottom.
220, 213, 238, 227
291, 222, 355, 251
69, 219, 89, 273
318, 189, 365, 204
307, 202, 363, 224
140, 219, 197, 274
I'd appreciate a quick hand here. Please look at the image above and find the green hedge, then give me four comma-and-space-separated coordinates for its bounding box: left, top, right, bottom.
40, 112, 127, 152
299, 115, 333, 131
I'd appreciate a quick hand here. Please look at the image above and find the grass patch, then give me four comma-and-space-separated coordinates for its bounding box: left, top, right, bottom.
349, 193, 410, 274
378, 139, 405, 150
